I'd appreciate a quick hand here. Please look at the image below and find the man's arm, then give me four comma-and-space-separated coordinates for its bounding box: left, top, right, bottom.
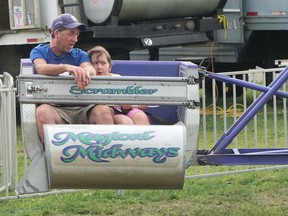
33, 58, 92, 90
33, 58, 70, 75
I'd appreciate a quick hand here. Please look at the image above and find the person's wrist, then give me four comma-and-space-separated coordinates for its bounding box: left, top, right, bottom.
63, 64, 70, 72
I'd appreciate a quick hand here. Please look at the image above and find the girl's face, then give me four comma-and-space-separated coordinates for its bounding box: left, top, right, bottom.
90, 53, 111, 76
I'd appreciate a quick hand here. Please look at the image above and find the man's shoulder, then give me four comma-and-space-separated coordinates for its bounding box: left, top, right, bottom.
70, 48, 90, 64
33, 43, 49, 49
30, 43, 50, 62
31, 43, 50, 53
71, 48, 87, 55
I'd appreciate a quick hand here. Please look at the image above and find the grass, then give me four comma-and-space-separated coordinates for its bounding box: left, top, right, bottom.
1, 112, 288, 215
1, 168, 288, 215
1, 85, 288, 215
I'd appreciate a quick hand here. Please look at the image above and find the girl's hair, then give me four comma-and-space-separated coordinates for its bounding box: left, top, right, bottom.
87, 46, 112, 67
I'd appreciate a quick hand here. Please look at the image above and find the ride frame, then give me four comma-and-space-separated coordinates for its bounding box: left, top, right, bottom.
15, 59, 288, 194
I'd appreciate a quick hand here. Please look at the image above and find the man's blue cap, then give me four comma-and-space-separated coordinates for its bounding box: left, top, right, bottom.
51, 13, 86, 32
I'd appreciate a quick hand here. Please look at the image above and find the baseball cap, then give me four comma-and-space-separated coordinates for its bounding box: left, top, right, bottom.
51, 13, 86, 32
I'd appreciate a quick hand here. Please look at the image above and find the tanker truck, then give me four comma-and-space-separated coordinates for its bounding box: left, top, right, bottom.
131, 0, 288, 71
0, 0, 227, 77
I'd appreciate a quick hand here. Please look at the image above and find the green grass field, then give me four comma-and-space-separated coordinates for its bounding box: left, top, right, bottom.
1, 168, 288, 216
1, 87, 288, 215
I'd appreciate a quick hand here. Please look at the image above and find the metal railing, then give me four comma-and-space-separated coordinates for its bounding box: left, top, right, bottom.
186, 67, 288, 178
0, 73, 17, 198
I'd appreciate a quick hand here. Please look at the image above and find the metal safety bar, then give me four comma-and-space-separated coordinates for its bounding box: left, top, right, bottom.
17, 75, 198, 107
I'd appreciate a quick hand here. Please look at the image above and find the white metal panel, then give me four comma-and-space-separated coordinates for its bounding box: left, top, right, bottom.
243, 0, 288, 31
38, 0, 82, 30
243, 0, 288, 15
45, 124, 186, 189
215, 0, 244, 43
38, 0, 59, 30
0, 30, 50, 45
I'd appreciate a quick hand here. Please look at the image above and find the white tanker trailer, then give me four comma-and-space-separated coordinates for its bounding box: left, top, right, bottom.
83, 0, 226, 24
80, 0, 227, 57
0, 0, 227, 77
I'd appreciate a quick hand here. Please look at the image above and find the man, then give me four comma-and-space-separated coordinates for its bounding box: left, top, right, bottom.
30, 13, 114, 142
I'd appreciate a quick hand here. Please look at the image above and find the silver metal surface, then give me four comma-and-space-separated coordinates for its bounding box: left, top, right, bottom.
17, 75, 196, 106
44, 124, 186, 189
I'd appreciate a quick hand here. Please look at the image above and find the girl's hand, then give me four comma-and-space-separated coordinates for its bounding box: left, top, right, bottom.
136, 105, 148, 110
121, 105, 133, 110
121, 105, 148, 110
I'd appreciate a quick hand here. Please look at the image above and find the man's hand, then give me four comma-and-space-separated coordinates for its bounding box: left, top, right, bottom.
33, 59, 92, 90
68, 66, 91, 90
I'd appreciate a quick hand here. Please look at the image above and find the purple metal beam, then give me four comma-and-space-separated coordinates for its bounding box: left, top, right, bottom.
197, 148, 288, 165
197, 154, 288, 165
209, 66, 288, 154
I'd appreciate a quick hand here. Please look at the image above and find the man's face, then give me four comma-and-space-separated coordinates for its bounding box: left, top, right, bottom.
55, 28, 80, 53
